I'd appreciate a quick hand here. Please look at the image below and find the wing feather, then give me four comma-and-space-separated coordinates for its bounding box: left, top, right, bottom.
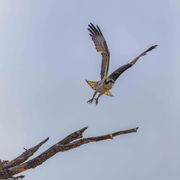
88, 23, 110, 79
108, 45, 158, 82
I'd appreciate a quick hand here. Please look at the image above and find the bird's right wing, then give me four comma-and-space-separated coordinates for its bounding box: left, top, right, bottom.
108, 45, 158, 82
88, 23, 110, 79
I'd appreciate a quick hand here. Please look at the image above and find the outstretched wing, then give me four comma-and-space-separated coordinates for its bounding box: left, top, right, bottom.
88, 23, 110, 79
108, 45, 158, 82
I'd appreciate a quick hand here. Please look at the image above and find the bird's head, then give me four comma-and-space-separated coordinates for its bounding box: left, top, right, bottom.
105, 79, 114, 85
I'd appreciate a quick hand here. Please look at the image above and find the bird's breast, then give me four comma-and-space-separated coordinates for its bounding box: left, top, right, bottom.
103, 82, 114, 90
96, 81, 114, 93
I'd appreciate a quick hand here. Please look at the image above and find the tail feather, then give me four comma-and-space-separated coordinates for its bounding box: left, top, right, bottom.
85, 80, 98, 90
105, 90, 113, 96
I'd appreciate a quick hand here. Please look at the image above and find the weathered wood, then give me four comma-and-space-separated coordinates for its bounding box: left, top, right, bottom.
0, 127, 138, 179
3, 138, 49, 169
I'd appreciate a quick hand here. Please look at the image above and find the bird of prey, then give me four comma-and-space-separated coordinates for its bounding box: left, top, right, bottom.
86, 23, 157, 105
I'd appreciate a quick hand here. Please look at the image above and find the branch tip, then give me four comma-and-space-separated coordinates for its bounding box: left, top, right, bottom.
41, 137, 49, 144
80, 126, 88, 133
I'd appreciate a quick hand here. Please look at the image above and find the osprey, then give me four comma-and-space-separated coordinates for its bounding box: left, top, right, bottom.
86, 23, 157, 105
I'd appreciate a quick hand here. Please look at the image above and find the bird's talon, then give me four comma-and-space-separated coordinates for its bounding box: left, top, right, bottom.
87, 99, 94, 104
95, 98, 99, 105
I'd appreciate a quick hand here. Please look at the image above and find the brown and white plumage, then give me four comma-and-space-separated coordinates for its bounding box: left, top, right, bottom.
88, 23, 110, 80
108, 45, 158, 82
86, 23, 157, 105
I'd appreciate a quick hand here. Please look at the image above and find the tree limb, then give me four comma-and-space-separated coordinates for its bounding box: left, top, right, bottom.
3, 138, 49, 169
0, 127, 138, 179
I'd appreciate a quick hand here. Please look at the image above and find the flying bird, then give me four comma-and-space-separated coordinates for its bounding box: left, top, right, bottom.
86, 23, 157, 105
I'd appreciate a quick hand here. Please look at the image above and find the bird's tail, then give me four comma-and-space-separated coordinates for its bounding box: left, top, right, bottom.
85, 80, 98, 90
105, 90, 113, 97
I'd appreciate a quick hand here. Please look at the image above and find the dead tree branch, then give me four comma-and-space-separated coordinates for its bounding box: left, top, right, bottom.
0, 126, 138, 179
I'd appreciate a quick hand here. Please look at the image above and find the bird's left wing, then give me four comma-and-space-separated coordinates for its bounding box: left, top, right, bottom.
108, 45, 158, 82
88, 23, 110, 79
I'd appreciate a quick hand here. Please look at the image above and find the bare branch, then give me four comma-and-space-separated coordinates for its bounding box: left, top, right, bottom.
0, 127, 138, 179
3, 138, 49, 170
7, 175, 25, 180
58, 126, 88, 145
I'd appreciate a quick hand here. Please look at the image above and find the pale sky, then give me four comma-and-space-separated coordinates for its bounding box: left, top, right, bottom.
0, 0, 179, 180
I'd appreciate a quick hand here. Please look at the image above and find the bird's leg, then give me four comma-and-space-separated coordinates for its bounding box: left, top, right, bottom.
87, 91, 97, 104
95, 93, 103, 105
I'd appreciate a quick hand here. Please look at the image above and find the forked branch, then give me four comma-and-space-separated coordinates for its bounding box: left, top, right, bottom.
0, 126, 138, 179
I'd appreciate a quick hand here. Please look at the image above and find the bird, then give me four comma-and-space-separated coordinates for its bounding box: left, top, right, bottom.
86, 23, 157, 105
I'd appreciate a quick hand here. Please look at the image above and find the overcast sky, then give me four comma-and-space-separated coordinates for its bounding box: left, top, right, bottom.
0, 0, 179, 179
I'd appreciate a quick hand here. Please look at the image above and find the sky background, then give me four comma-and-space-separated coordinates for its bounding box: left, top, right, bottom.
0, 0, 179, 179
